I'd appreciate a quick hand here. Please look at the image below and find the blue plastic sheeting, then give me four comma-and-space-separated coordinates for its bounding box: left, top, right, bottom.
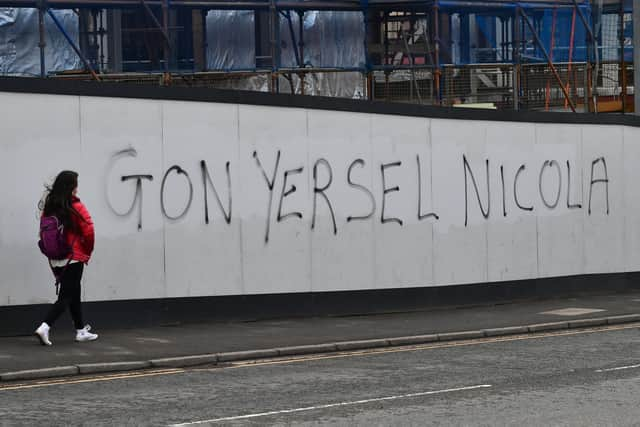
0, 8, 80, 76
205, 10, 366, 71
451, 4, 593, 65
533, 8, 589, 62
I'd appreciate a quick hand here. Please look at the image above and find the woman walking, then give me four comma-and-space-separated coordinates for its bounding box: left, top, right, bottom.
35, 170, 98, 345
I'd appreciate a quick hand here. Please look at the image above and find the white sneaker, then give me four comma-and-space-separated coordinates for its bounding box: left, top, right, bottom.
35, 322, 52, 346
75, 325, 98, 342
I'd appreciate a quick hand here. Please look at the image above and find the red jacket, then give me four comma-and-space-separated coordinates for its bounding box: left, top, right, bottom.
67, 197, 95, 263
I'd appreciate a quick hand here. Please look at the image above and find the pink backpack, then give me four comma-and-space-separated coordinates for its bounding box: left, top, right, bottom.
38, 216, 72, 260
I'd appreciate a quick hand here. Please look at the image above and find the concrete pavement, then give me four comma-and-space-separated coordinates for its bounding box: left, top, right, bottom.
2, 291, 640, 381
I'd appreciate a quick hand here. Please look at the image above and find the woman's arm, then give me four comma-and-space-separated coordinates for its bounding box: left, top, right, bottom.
72, 201, 95, 255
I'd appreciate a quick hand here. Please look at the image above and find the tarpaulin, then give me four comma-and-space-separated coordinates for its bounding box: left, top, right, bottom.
0, 8, 80, 76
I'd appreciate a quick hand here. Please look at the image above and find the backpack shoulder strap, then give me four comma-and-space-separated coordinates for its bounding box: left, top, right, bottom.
47, 258, 72, 296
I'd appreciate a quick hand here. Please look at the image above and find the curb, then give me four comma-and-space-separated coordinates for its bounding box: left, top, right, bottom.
151, 354, 219, 368
0, 366, 78, 381
2, 314, 639, 383
217, 349, 279, 362
78, 361, 151, 375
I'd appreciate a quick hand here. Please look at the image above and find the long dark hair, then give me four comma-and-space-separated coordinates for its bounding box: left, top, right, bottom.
42, 170, 79, 230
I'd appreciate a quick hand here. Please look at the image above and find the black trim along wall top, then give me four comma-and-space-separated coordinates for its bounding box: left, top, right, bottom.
1, 77, 640, 128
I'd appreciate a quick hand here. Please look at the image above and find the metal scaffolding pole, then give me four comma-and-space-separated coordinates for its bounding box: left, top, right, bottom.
635, 0, 640, 115
620, 2, 626, 113
571, 0, 597, 112
298, 9, 305, 95
521, 8, 576, 112
513, 7, 520, 110
47, 9, 101, 80
433, 0, 441, 105
37, 1, 46, 77
141, 0, 172, 47
162, 0, 170, 72
270, 0, 277, 93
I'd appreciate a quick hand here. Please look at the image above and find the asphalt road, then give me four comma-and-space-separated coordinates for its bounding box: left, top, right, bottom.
2, 323, 640, 426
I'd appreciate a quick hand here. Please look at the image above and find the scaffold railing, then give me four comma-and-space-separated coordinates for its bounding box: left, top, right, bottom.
0, 0, 634, 113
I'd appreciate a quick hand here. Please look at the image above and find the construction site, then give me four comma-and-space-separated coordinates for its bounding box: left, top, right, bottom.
0, 0, 635, 112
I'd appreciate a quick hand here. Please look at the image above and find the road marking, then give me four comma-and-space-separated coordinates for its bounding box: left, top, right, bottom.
0, 368, 184, 392
2, 323, 638, 392
136, 338, 172, 344
540, 308, 605, 316
168, 384, 492, 426
595, 363, 640, 373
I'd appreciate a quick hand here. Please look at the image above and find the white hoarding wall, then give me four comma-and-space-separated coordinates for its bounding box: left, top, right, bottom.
0, 91, 637, 306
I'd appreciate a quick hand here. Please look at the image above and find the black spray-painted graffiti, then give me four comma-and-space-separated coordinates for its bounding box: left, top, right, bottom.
201, 160, 232, 225
105, 148, 154, 231
347, 159, 376, 223
161, 166, 193, 221
106, 148, 232, 232
463, 155, 609, 227
312, 158, 337, 236
106, 149, 610, 239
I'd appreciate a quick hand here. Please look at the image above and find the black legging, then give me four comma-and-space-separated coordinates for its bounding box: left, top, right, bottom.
44, 262, 84, 330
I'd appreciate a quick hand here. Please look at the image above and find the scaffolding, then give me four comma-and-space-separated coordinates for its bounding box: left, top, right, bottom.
0, 0, 634, 112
